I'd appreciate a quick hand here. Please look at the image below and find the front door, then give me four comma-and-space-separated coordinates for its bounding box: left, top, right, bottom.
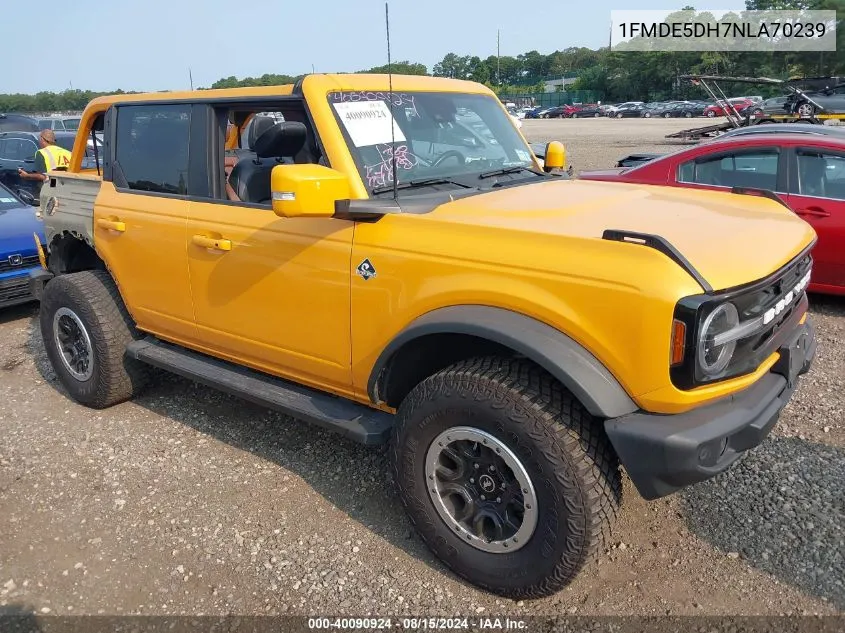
94, 103, 196, 342
786, 146, 845, 292
185, 200, 355, 395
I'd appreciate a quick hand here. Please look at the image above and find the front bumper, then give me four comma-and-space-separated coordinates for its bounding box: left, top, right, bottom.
0, 270, 45, 308
604, 318, 816, 500
28, 268, 54, 302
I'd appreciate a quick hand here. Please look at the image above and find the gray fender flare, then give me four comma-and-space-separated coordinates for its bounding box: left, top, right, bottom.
368, 305, 638, 419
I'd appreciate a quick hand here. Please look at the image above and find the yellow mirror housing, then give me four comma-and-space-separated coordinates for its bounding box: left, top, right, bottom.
271, 164, 351, 218
543, 141, 566, 172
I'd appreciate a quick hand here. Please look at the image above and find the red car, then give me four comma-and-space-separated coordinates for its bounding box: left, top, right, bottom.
579, 134, 845, 295
703, 98, 754, 118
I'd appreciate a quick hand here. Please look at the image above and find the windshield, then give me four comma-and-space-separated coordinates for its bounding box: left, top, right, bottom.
0, 183, 23, 210
327, 91, 537, 194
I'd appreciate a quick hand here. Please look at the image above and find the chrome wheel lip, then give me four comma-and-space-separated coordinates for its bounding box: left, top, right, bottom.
424, 426, 538, 554
53, 306, 94, 382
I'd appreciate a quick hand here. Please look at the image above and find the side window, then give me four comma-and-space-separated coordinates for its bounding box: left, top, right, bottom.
795, 149, 845, 200
20, 140, 38, 161
678, 151, 778, 189
0, 139, 8, 159
3, 139, 37, 161
115, 104, 191, 195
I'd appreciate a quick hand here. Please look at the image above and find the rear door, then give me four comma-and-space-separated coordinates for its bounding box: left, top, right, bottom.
95, 103, 197, 342
785, 146, 845, 291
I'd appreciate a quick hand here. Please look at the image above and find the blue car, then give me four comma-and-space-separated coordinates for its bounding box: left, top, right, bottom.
0, 181, 46, 308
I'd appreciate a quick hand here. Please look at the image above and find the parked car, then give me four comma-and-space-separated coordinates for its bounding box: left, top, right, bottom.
643, 103, 688, 118
612, 103, 647, 118
719, 122, 845, 140
749, 96, 789, 119
0, 131, 102, 200
612, 123, 845, 167
0, 181, 46, 308
670, 102, 707, 118
542, 105, 569, 119
579, 133, 845, 295
568, 104, 603, 118
703, 98, 754, 118
524, 106, 553, 119
0, 113, 39, 133
786, 83, 845, 117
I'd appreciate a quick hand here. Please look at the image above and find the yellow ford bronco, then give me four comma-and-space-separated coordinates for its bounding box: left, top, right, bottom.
30, 74, 817, 598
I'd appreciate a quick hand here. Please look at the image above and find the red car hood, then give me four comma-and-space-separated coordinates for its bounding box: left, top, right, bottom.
578, 168, 629, 180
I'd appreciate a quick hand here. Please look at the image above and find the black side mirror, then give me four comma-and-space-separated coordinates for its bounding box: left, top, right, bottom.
17, 190, 37, 206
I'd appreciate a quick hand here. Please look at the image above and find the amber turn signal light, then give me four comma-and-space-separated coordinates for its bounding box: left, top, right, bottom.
671, 319, 686, 366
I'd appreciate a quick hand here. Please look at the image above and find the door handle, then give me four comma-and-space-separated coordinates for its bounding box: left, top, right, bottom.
191, 234, 232, 252
795, 207, 830, 218
96, 218, 126, 232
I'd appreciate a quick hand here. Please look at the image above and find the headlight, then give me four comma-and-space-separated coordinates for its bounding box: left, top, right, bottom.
696, 302, 739, 376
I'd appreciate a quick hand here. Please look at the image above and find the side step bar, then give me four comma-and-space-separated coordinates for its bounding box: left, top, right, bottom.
125, 337, 394, 445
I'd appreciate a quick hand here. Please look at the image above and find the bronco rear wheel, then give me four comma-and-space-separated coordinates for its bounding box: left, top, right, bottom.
391, 357, 621, 599
40, 270, 148, 409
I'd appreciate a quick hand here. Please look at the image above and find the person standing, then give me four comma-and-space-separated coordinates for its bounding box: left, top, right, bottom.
18, 130, 73, 190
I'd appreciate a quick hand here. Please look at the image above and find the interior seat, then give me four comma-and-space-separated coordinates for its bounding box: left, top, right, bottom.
227, 122, 307, 204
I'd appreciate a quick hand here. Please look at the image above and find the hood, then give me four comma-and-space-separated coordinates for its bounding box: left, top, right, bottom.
425, 178, 816, 292
578, 167, 629, 179
0, 203, 45, 257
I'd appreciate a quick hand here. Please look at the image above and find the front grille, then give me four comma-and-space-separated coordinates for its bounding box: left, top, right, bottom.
671, 250, 813, 390
0, 277, 33, 304
724, 253, 812, 379
0, 255, 40, 273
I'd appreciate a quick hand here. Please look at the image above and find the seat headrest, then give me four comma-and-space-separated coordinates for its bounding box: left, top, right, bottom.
247, 115, 277, 149
253, 122, 308, 159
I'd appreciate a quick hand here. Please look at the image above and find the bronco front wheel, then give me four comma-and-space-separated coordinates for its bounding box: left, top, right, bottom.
391, 357, 621, 599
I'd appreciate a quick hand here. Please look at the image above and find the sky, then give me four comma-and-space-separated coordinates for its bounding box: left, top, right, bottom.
4, 0, 747, 95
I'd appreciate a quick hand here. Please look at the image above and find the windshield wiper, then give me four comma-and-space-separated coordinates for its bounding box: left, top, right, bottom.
371, 177, 472, 195
478, 165, 543, 180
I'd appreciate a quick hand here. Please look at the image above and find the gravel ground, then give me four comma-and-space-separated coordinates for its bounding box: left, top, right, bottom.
1, 118, 844, 620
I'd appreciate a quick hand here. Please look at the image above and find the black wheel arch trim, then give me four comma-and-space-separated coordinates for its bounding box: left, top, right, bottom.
367, 305, 639, 419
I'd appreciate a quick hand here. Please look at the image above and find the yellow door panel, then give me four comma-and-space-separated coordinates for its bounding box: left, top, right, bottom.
93, 182, 196, 342
186, 201, 355, 394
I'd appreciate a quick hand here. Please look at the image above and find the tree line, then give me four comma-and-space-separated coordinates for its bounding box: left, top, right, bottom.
2, 0, 841, 113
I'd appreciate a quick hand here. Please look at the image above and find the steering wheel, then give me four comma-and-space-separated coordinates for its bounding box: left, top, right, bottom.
431, 150, 467, 168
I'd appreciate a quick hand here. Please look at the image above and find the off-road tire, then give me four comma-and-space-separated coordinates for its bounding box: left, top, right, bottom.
40, 270, 149, 409
390, 357, 621, 599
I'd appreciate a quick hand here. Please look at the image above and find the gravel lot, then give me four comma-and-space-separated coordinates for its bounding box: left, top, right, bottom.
1, 117, 843, 620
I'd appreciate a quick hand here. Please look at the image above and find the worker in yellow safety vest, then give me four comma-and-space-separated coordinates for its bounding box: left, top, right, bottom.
18, 129, 73, 186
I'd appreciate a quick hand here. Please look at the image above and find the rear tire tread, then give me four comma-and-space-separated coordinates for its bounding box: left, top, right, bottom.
40, 270, 148, 409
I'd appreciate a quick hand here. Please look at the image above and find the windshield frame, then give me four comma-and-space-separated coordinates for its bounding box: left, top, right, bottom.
326, 90, 541, 197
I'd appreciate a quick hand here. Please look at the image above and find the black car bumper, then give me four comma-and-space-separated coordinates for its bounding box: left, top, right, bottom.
604, 318, 816, 500
0, 270, 43, 308
27, 268, 53, 302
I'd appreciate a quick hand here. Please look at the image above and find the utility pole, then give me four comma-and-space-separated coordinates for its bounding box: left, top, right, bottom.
497, 29, 501, 86
189, 68, 194, 90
